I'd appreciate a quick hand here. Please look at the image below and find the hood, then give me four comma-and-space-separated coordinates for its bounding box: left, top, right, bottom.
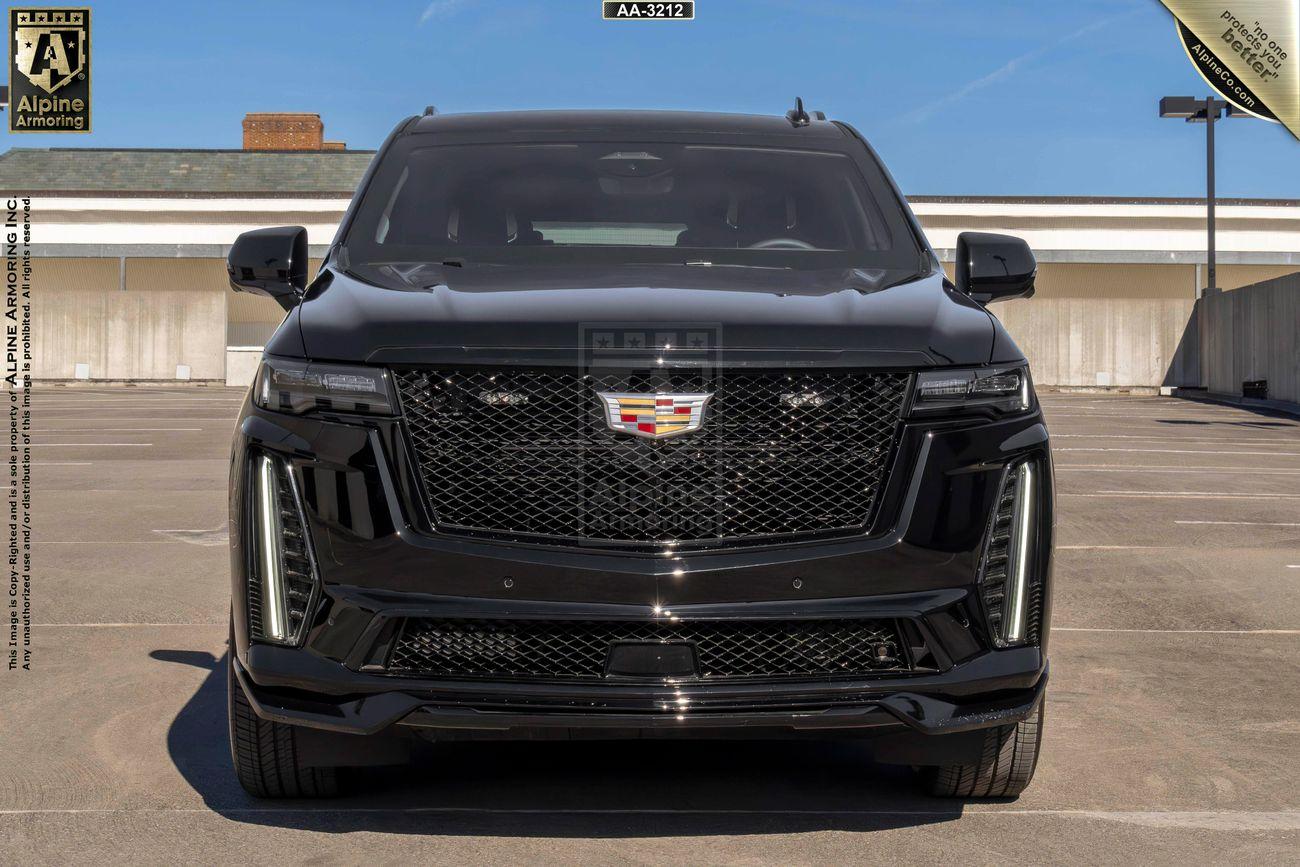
290, 262, 1000, 368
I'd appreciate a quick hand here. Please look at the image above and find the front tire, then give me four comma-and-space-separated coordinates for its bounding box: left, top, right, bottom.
925, 700, 1044, 799
227, 652, 341, 798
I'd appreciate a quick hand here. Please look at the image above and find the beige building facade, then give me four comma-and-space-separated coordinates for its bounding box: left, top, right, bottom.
3, 136, 1297, 388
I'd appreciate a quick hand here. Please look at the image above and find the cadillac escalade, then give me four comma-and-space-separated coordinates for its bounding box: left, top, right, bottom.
225, 105, 1053, 799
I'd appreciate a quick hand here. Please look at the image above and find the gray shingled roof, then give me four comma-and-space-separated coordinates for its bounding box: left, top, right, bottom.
2, 146, 1295, 207
0, 147, 376, 195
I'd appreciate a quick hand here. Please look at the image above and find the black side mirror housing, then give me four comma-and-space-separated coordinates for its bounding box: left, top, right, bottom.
227, 226, 309, 311
955, 231, 1036, 304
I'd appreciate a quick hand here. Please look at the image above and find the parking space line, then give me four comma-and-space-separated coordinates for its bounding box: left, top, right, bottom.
33, 398, 238, 402
1045, 410, 1291, 415
37, 541, 202, 544
1175, 520, 1300, 527
29, 443, 153, 447
34, 402, 243, 407
30, 427, 203, 432
1056, 627, 1300, 634
1057, 448, 1300, 456
1042, 403, 1273, 409
33, 622, 225, 627
49, 490, 224, 494
1057, 545, 1176, 550
1045, 412, 1297, 422
35, 396, 243, 401
1058, 467, 1300, 475
1096, 489, 1300, 496
1056, 465, 1300, 470
1065, 492, 1300, 499
1054, 434, 1300, 445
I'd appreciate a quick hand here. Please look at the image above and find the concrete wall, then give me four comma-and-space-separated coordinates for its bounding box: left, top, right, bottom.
30, 254, 1296, 389
228, 284, 287, 347
30, 194, 1300, 385
33, 255, 286, 381
1199, 273, 1300, 405
226, 347, 262, 388
937, 261, 1198, 387
1008, 263, 1198, 387
950, 262, 1295, 388
226, 257, 318, 347
33, 258, 227, 380
994, 297, 1198, 388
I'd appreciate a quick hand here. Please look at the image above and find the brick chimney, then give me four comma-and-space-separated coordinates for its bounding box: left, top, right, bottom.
242, 112, 345, 151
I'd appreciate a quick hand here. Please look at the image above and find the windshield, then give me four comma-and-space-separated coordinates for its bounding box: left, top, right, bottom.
342, 140, 922, 270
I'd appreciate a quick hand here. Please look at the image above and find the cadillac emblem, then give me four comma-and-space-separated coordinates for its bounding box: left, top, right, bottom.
597, 392, 712, 440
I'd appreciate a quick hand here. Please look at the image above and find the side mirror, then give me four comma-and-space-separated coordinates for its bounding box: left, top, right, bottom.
955, 231, 1036, 303
227, 226, 309, 311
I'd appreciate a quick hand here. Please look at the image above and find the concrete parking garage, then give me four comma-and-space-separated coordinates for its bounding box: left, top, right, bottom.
2, 388, 1297, 862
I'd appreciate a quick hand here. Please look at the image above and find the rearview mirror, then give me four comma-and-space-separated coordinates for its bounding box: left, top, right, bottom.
955, 232, 1036, 303
227, 226, 309, 311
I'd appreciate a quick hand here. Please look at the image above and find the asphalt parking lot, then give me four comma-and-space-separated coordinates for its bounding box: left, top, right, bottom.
3, 387, 1298, 864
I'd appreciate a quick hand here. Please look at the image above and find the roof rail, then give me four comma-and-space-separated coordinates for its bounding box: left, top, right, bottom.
423, 105, 438, 116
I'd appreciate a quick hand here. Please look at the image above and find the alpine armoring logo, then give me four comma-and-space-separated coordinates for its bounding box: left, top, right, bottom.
1177, 20, 1279, 122
1158, 0, 1296, 137
9, 7, 91, 133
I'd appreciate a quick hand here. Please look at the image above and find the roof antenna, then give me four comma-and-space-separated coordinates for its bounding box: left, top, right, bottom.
423, 105, 438, 116
786, 96, 811, 128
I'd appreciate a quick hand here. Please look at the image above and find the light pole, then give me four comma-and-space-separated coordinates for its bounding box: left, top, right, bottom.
1158, 96, 1248, 294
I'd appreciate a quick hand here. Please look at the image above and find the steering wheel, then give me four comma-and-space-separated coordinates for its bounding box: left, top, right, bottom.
748, 237, 817, 250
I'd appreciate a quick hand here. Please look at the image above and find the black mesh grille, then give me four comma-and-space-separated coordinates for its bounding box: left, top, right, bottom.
394, 368, 910, 547
385, 618, 909, 681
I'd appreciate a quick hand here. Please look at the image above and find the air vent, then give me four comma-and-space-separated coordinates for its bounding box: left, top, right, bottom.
248, 454, 319, 645
978, 461, 1040, 647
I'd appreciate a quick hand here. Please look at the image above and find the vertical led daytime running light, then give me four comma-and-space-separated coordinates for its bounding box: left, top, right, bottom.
255, 454, 289, 642
1003, 462, 1036, 644
258, 362, 272, 408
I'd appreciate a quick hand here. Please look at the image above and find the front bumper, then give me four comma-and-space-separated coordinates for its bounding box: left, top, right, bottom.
234, 645, 1046, 739
233, 582, 1048, 740
229, 395, 1054, 741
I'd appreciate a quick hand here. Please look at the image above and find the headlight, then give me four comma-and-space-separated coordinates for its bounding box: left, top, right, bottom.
910, 365, 1032, 416
253, 357, 396, 415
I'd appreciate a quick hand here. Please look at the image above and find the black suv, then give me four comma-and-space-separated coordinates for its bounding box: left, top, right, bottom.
226, 107, 1052, 799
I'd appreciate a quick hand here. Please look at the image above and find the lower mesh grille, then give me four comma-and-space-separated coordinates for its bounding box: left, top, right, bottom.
383, 617, 910, 681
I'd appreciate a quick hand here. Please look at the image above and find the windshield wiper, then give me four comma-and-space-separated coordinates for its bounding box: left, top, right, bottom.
681, 260, 791, 270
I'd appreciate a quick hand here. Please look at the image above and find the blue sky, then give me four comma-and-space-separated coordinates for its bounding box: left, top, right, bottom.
7, 0, 1298, 197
